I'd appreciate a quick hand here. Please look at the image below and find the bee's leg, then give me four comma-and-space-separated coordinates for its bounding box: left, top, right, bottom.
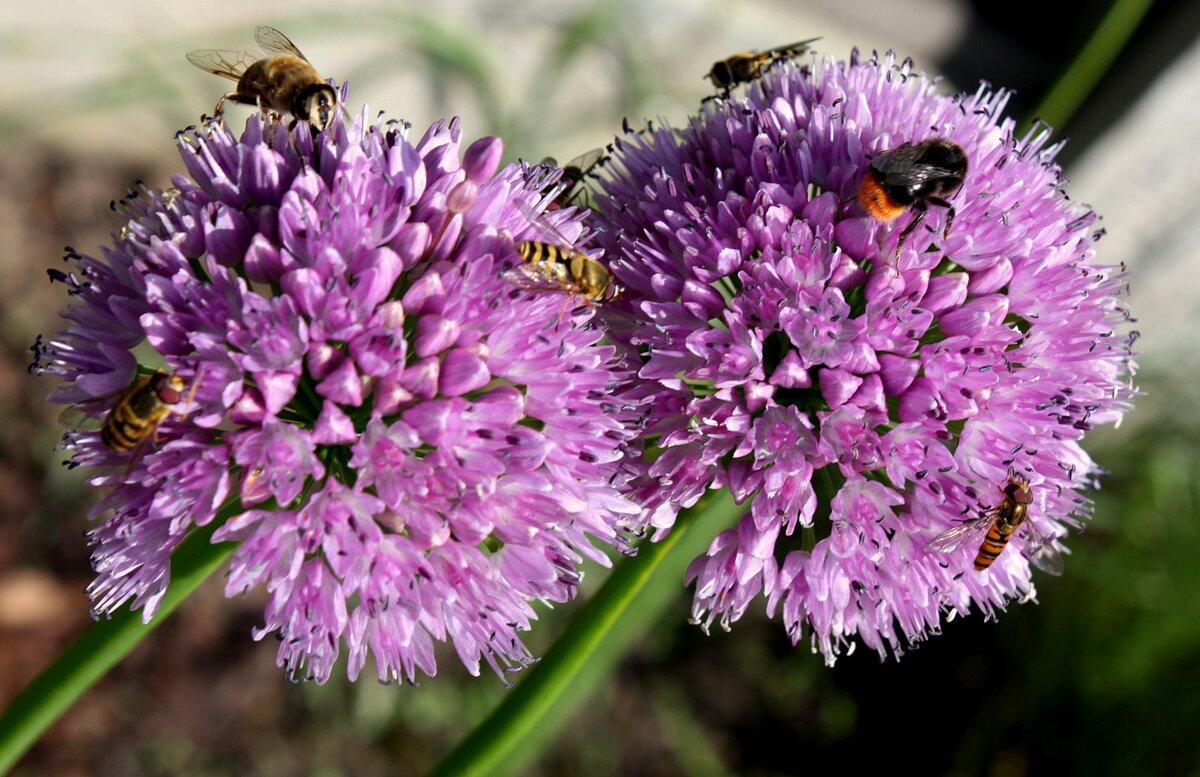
212, 94, 232, 127
250, 96, 281, 127
896, 203, 928, 250
172, 370, 204, 420
927, 197, 956, 239
555, 294, 573, 329
121, 438, 151, 481
216, 93, 259, 128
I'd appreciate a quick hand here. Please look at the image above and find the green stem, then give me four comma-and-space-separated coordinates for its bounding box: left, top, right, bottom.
0, 514, 238, 774
1023, 0, 1155, 132
430, 488, 744, 777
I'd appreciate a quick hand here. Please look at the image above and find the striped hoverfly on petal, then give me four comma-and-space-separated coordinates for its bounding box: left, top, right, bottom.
100, 371, 197, 454
925, 472, 1064, 576
705, 38, 821, 95
503, 181, 619, 306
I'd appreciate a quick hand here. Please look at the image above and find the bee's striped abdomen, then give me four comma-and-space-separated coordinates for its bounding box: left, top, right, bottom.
517, 239, 565, 267
101, 401, 150, 451
100, 373, 184, 453
514, 239, 614, 301
972, 523, 1014, 571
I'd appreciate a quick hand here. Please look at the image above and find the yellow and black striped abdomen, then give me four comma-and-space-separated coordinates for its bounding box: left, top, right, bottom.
100, 375, 178, 452
972, 501, 1027, 571
972, 523, 1015, 571
514, 239, 615, 301
517, 239, 570, 271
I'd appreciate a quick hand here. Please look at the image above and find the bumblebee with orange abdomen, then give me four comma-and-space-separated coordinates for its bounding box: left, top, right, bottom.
187, 26, 337, 132
857, 138, 967, 246
925, 472, 1064, 576
101, 371, 192, 453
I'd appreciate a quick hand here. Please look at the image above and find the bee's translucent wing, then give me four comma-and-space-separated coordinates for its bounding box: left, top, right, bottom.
561, 148, 605, 176
767, 38, 822, 57
501, 262, 578, 296
554, 149, 606, 208
187, 49, 258, 81
255, 26, 309, 61
1021, 520, 1065, 577
58, 405, 103, 431
513, 195, 594, 255
925, 513, 993, 555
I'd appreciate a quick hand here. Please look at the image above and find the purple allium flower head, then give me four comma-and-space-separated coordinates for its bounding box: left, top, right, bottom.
593, 51, 1137, 663
36, 101, 643, 683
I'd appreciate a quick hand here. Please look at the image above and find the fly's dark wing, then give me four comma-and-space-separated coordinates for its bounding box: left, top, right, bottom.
766, 37, 821, 57
871, 145, 941, 185
561, 148, 605, 177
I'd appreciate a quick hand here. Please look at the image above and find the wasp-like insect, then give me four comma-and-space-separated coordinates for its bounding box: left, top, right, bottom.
100, 371, 194, 453
925, 473, 1064, 576
705, 38, 820, 94
510, 238, 618, 304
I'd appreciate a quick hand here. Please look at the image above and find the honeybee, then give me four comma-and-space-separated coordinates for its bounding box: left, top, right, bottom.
925, 473, 1064, 576
187, 26, 337, 132
705, 38, 821, 93
857, 137, 968, 246
101, 371, 193, 453
541, 149, 606, 210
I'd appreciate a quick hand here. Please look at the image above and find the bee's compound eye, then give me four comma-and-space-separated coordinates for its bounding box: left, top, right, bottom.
306, 90, 335, 131
151, 374, 185, 404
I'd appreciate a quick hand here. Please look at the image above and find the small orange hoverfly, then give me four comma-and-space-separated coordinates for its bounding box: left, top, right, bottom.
925, 473, 1064, 576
